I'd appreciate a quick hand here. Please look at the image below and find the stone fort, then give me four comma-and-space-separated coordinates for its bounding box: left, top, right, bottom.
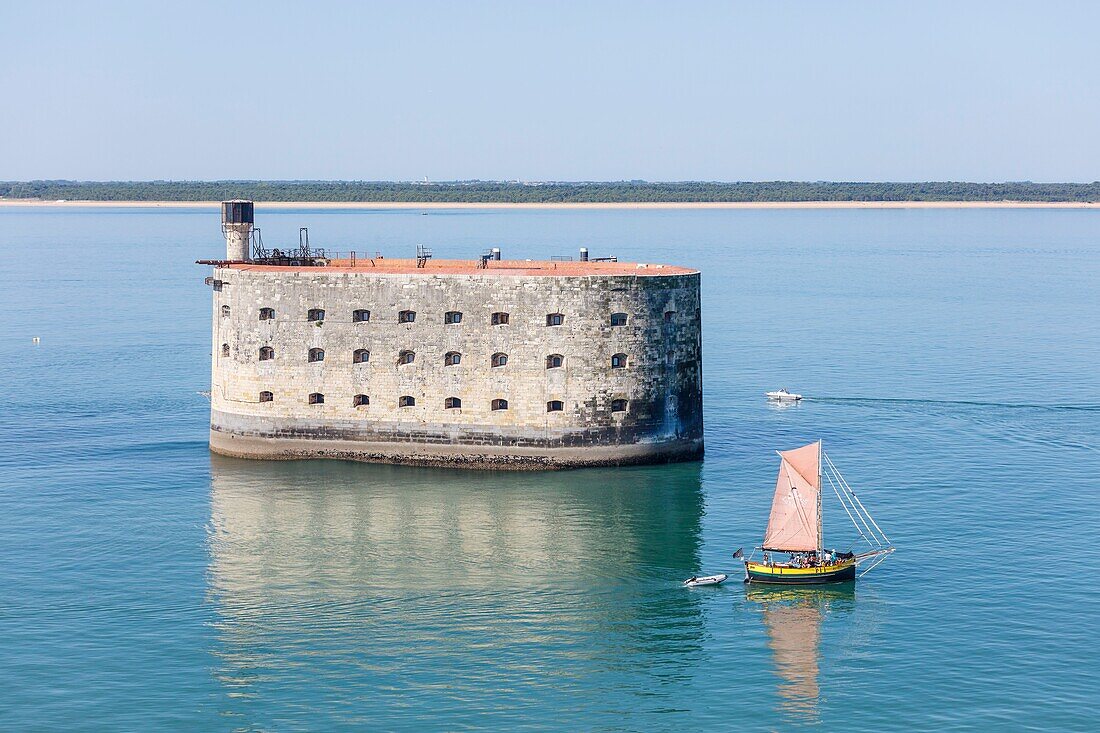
202, 201, 703, 469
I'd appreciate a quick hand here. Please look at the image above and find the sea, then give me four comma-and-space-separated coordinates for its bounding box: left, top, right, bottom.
1, 205, 1098, 731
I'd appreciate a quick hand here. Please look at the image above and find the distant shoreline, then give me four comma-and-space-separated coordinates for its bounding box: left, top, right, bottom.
7, 181, 1098, 206
2, 199, 1098, 210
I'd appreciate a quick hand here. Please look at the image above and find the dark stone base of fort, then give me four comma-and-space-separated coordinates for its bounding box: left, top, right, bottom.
209, 421, 704, 470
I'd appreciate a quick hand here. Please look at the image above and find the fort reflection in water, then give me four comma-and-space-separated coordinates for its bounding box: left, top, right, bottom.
206, 455, 707, 724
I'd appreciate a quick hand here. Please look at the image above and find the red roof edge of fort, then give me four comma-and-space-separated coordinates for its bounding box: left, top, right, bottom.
219, 258, 698, 277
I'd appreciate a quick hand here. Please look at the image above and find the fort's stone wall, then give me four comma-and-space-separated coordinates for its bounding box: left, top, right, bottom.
208, 263, 703, 468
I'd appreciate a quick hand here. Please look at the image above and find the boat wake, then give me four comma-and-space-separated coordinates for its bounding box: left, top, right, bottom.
805, 396, 1100, 412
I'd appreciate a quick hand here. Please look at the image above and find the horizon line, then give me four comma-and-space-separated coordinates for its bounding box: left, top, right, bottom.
4, 178, 1100, 185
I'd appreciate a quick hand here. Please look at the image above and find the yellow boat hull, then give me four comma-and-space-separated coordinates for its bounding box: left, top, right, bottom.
744, 559, 857, 584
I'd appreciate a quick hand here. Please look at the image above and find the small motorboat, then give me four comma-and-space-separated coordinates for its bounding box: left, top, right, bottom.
683, 573, 728, 587
766, 388, 802, 401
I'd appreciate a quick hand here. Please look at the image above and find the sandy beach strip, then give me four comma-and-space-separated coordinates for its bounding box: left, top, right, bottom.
1, 199, 1097, 210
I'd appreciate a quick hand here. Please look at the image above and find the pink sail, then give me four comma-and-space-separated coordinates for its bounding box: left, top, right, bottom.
762, 441, 821, 552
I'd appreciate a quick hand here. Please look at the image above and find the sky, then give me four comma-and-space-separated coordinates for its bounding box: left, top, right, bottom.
1, 1, 1098, 182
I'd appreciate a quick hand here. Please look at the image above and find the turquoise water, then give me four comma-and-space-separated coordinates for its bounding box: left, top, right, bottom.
1, 206, 1098, 731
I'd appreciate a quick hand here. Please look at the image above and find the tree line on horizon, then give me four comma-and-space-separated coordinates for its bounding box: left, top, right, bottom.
2, 180, 1098, 203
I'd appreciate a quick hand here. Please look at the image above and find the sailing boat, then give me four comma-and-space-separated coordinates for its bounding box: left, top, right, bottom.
743, 440, 894, 584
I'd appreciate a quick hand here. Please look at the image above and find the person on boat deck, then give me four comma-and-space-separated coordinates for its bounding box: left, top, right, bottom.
763, 552, 770, 566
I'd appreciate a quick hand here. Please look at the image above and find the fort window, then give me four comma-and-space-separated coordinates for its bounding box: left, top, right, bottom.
445, 311, 463, 324
445, 397, 462, 409
546, 354, 564, 369
221, 305, 230, 318
353, 394, 369, 407
664, 310, 676, 322
398, 350, 416, 365
610, 313, 628, 326
353, 348, 370, 364
353, 309, 371, 323
308, 392, 325, 405
259, 346, 275, 361
491, 399, 509, 411
611, 353, 627, 369
445, 351, 462, 366
491, 352, 508, 368
398, 310, 416, 324
221, 343, 230, 357
546, 312, 564, 327
547, 400, 564, 412
491, 312, 510, 326
399, 395, 415, 407
308, 348, 325, 363
259, 307, 275, 321
611, 399, 628, 413
259, 391, 273, 403
307, 308, 325, 322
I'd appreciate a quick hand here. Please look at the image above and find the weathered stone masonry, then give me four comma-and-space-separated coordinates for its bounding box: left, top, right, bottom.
207, 260, 703, 469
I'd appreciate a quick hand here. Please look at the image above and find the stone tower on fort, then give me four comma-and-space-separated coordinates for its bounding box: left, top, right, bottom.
201, 202, 703, 469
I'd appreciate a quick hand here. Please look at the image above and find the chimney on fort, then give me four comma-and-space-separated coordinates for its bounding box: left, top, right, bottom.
221, 200, 254, 261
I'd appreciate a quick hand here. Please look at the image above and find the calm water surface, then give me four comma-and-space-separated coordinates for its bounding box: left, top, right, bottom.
1, 206, 1098, 731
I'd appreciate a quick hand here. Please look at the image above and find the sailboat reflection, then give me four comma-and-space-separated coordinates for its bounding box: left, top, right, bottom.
746, 584, 856, 724
206, 455, 706, 720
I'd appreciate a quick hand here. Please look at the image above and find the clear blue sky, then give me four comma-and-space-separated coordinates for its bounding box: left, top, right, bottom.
2, 1, 1097, 182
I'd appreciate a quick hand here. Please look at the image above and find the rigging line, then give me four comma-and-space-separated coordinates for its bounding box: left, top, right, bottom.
823, 466, 858, 535
839, 471, 891, 546
823, 468, 855, 539
783, 462, 816, 547
848, 487, 892, 546
858, 551, 891, 578
790, 488, 814, 545
824, 458, 880, 547
836, 467, 883, 548
823, 451, 890, 546
846, 482, 885, 548
825, 468, 872, 546
783, 470, 814, 543
790, 464, 819, 546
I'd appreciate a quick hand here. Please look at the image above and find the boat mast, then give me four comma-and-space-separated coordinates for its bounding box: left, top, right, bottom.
817, 439, 824, 560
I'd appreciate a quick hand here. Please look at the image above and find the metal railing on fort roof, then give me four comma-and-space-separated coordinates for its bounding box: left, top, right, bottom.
245, 245, 607, 267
